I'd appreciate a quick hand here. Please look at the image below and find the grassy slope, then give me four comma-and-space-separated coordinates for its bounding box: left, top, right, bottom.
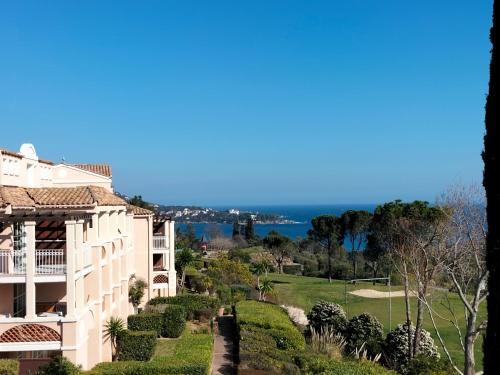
269, 273, 486, 369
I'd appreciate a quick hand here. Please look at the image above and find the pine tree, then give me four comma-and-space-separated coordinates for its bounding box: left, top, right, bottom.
244, 218, 254, 241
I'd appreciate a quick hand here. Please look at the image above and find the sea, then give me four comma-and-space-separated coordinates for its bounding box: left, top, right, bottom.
177, 204, 377, 240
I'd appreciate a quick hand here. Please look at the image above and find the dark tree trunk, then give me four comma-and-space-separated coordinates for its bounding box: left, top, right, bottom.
328, 248, 332, 283
484, 2, 500, 374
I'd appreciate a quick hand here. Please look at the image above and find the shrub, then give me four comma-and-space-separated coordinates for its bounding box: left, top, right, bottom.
0, 359, 19, 375
307, 300, 347, 335
384, 323, 439, 374
406, 354, 454, 375
282, 264, 303, 275
345, 313, 384, 357
236, 300, 305, 372
35, 356, 81, 375
92, 326, 213, 375
127, 313, 163, 337
230, 284, 252, 299
148, 295, 219, 320
117, 330, 157, 361
163, 305, 186, 338
294, 352, 397, 375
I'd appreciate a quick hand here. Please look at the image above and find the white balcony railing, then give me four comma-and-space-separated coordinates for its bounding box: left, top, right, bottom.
0, 250, 26, 274
35, 249, 66, 275
153, 236, 169, 250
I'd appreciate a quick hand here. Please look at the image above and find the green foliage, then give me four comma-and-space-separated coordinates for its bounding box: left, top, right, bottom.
244, 218, 254, 241
207, 255, 253, 286
345, 313, 384, 356
227, 248, 251, 263
91, 327, 213, 375
148, 294, 219, 320
163, 305, 186, 338
307, 300, 348, 335
127, 195, 152, 210
230, 284, 252, 299
406, 354, 454, 375
35, 356, 81, 375
117, 330, 157, 361
307, 215, 345, 280
384, 323, 439, 373
127, 313, 163, 337
236, 300, 305, 373
282, 264, 303, 275
0, 359, 19, 375
104, 316, 125, 360
294, 353, 396, 375
128, 276, 148, 309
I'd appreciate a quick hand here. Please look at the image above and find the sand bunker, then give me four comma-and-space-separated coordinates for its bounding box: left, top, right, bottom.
349, 288, 416, 298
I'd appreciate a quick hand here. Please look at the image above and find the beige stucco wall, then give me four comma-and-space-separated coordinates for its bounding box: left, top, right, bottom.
133, 216, 152, 303
51, 165, 111, 190
0, 224, 12, 250
0, 284, 13, 315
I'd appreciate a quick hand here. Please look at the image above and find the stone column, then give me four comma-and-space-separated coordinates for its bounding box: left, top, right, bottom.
65, 220, 76, 318
24, 221, 36, 319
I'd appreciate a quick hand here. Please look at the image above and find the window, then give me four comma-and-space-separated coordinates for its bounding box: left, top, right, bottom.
13, 283, 26, 317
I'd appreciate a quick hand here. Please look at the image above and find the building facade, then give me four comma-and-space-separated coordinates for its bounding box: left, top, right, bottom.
0, 144, 176, 373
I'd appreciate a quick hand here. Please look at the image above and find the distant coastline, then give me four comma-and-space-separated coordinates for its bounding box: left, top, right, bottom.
176, 204, 377, 239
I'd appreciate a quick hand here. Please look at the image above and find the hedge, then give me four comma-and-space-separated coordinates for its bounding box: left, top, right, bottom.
0, 359, 19, 375
163, 305, 186, 338
35, 356, 81, 375
236, 300, 305, 373
127, 313, 163, 337
148, 295, 219, 320
117, 330, 157, 361
90, 327, 213, 375
236, 301, 305, 351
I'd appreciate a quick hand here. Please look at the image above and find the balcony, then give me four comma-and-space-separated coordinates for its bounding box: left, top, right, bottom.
0, 249, 66, 276
153, 235, 169, 251
152, 271, 169, 288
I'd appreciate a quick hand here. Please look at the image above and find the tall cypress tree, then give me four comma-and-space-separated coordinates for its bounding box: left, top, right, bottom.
483, 1, 500, 373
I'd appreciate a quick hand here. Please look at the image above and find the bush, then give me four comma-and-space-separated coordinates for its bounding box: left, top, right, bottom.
282, 264, 303, 275
384, 323, 439, 374
35, 356, 80, 375
230, 284, 252, 299
0, 359, 19, 375
307, 300, 347, 335
127, 313, 163, 337
91, 327, 213, 375
236, 300, 305, 373
406, 354, 454, 375
294, 352, 397, 375
148, 295, 219, 320
163, 305, 186, 338
117, 330, 157, 361
345, 313, 384, 357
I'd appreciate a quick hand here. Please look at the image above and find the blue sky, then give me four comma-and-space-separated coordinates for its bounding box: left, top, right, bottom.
0, 1, 492, 206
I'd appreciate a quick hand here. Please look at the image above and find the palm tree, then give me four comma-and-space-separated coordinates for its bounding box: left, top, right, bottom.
199, 274, 213, 295
128, 275, 148, 313
258, 279, 274, 301
104, 317, 125, 361
483, 1, 500, 373
251, 261, 269, 289
176, 248, 194, 291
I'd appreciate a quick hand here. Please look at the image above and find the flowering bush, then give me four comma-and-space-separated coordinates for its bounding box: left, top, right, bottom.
307, 300, 347, 335
384, 323, 439, 373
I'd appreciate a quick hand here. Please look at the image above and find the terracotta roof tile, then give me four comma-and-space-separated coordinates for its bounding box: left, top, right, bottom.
0, 186, 127, 209
0, 148, 23, 159
127, 204, 153, 216
0, 324, 61, 343
71, 164, 112, 177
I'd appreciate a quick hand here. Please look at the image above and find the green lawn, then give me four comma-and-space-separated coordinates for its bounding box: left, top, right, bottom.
269, 273, 486, 370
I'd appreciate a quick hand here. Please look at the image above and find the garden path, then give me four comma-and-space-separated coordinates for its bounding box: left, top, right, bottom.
212, 315, 236, 375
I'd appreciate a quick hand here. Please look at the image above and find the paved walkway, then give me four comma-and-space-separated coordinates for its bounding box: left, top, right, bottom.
212, 315, 236, 375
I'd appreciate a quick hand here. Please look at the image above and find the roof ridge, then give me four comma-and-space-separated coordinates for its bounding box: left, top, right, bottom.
87, 185, 98, 204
